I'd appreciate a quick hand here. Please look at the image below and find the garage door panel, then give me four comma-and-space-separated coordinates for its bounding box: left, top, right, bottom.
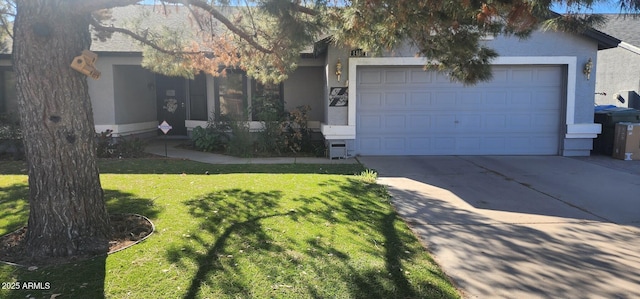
385, 92, 407, 106
512, 69, 535, 82
357, 65, 562, 155
385, 115, 407, 129
535, 90, 563, 107
410, 70, 432, 83
434, 115, 457, 131
358, 137, 382, 152
433, 91, 457, 107
410, 92, 431, 106
383, 137, 406, 150
491, 69, 509, 83
410, 117, 431, 130
482, 137, 506, 153
486, 91, 508, 106
433, 137, 456, 152
510, 91, 534, 107
359, 114, 382, 130
460, 92, 483, 106
409, 138, 430, 151
359, 92, 383, 107
536, 68, 563, 84
485, 115, 508, 130
360, 70, 383, 85
385, 70, 407, 84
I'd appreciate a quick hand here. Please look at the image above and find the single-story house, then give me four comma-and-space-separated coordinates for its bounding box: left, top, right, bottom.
594, 15, 640, 109
0, 5, 621, 157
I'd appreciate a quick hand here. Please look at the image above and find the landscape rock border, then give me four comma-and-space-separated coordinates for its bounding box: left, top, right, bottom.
0, 213, 155, 268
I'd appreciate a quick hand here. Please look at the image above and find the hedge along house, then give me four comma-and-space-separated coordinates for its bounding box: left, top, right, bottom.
0, 5, 620, 157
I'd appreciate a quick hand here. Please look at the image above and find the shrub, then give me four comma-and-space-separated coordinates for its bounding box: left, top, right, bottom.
0, 114, 24, 160
96, 129, 118, 158
251, 96, 286, 155
226, 118, 254, 157
117, 137, 148, 158
191, 103, 324, 158
281, 105, 312, 154
95, 130, 148, 158
191, 126, 230, 152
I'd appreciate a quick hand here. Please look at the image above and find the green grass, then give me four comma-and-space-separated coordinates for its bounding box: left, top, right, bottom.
0, 159, 460, 299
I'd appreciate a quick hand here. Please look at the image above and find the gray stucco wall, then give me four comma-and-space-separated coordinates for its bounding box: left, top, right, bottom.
595, 46, 640, 106
325, 45, 350, 125
88, 58, 117, 125
284, 66, 325, 122
113, 65, 157, 124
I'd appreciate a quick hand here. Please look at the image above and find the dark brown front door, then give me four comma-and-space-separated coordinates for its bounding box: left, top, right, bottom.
156, 75, 187, 135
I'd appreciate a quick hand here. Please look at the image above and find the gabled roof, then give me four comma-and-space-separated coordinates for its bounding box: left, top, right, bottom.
593, 14, 640, 47
546, 11, 620, 50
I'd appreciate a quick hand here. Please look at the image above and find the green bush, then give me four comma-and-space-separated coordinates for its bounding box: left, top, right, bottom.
96, 129, 117, 158
191, 103, 325, 158
0, 114, 24, 160
117, 137, 147, 158
191, 126, 230, 152
251, 96, 286, 155
226, 119, 254, 157
95, 130, 148, 158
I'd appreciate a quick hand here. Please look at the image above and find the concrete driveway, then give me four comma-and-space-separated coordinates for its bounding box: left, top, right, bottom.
358, 156, 640, 299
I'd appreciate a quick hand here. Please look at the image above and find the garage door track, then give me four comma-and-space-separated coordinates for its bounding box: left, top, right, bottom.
358, 156, 640, 299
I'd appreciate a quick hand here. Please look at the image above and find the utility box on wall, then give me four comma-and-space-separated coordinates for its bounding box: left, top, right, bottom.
613, 122, 640, 160
327, 140, 347, 159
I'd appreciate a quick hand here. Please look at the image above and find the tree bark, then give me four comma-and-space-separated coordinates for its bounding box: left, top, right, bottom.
13, 0, 110, 259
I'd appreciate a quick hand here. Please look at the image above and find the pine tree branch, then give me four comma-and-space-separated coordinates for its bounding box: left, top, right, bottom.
161, 0, 274, 54
89, 17, 201, 55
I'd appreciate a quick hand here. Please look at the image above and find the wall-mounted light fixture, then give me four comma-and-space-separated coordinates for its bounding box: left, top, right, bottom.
335, 59, 342, 82
583, 58, 593, 80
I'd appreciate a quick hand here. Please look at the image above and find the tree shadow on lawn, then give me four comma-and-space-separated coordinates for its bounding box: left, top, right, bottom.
169, 179, 457, 299
302, 178, 457, 299
0, 183, 29, 233
0, 185, 162, 299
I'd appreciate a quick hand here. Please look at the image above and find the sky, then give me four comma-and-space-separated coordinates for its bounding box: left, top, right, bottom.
551, 2, 628, 14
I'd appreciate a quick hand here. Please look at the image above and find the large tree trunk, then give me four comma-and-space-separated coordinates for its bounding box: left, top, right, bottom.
13, 0, 110, 259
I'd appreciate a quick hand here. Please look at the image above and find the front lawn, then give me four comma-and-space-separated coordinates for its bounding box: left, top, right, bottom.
0, 159, 459, 299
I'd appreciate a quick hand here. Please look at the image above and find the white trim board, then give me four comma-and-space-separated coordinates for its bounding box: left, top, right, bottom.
94, 121, 158, 136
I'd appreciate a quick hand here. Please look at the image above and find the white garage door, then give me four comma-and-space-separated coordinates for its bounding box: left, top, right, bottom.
356, 65, 563, 155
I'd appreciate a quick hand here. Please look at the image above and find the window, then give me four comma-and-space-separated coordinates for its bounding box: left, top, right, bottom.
215, 69, 246, 119
213, 69, 284, 121
0, 69, 16, 117
189, 73, 208, 121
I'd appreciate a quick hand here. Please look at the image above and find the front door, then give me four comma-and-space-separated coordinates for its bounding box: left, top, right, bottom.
156, 75, 187, 135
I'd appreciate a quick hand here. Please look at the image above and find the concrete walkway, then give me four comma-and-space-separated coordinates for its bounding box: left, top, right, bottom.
145, 139, 358, 165
359, 156, 640, 299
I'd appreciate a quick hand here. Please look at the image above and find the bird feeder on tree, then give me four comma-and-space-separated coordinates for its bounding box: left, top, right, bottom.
70, 50, 101, 80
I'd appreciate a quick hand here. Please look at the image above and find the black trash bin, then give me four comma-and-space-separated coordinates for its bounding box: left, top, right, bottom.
593, 107, 640, 155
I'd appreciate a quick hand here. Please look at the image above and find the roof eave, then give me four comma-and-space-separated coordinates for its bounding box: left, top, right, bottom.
583, 27, 621, 50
